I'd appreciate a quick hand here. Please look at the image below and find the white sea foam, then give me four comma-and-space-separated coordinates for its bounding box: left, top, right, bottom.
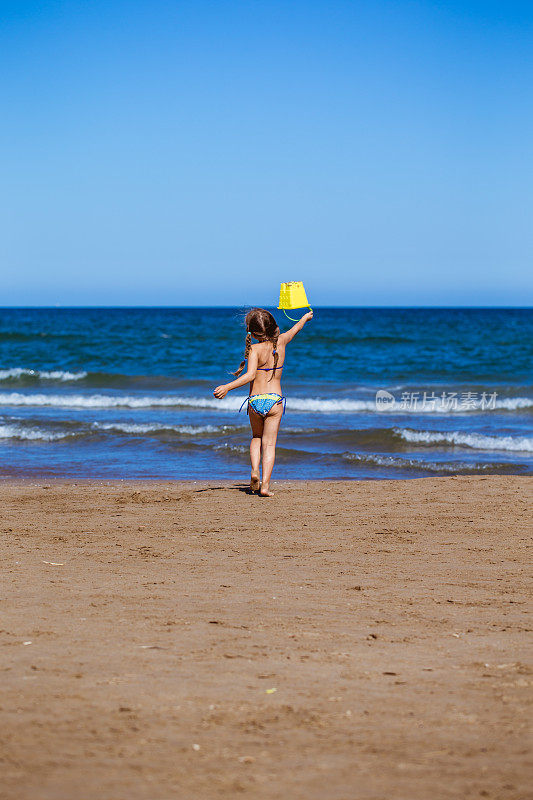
488, 397, 533, 411
0, 368, 87, 382
214, 443, 248, 454
0, 393, 185, 409
94, 422, 232, 435
0, 393, 248, 410
395, 428, 533, 452
0, 392, 531, 413
0, 419, 239, 441
342, 452, 506, 473
0, 393, 371, 411
288, 398, 377, 412
0, 424, 70, 441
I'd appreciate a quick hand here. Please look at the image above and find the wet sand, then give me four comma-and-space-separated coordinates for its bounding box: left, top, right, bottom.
1, 476, 532, 799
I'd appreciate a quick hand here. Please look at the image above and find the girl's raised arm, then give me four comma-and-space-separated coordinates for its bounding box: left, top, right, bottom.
213, 348, 259, 399
279, 310, 313, 345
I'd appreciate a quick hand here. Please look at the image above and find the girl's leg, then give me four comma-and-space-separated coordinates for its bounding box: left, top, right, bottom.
248, 408, 263, 490
260, 403, 283, 496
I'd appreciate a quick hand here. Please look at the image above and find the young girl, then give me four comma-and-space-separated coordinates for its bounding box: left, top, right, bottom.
213, 307, 313, 496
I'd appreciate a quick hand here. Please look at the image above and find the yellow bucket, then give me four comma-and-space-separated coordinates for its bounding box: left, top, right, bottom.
277, 281, 312, 321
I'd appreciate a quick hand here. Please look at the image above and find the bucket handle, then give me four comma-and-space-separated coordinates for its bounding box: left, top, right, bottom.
282, 306, 312, 322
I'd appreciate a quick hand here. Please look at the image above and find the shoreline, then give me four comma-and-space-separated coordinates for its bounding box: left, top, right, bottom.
2, 476, 531, 799
0, 471, 529, 483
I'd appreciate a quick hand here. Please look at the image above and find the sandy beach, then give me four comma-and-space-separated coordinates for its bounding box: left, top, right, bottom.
1, 476, 531, 799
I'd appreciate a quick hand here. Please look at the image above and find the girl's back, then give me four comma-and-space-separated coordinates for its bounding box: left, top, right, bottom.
249, 340, 286, 395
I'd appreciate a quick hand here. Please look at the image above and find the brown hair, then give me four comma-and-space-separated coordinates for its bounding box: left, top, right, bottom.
233, 308, 280, 381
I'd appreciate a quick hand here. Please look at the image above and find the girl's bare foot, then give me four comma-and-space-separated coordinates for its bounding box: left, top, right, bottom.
259, 483, 274, 497
250, 474, 260, 492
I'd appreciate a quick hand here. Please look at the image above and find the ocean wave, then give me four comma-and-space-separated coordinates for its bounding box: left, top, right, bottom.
290, 396, 532, 413
0, 368, 87, 382
0, 392, 376, 412
280, 425, 533, 454
93, 422, 242, 435
214, 443, 249, 455
0, 392, 262, 410
0, 418, 245, 442
0, 391, 531, 413
0, 392, 194, 409
213, 442, 521, 473
341, 452, 520, 474
0, 368, 206, 390
394, 428, 533, 453
0, 424, 71, 442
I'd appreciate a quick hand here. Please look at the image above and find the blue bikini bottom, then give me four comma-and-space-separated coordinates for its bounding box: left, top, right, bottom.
240, 393, 286, 418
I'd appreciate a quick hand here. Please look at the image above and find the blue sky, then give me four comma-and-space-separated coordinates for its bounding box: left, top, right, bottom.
1, 0, 532, 306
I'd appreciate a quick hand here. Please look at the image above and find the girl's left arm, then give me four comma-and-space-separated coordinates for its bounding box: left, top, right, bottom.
213, 349, 258, 399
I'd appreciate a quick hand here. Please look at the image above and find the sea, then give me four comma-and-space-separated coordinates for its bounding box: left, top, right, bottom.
0, 307, 531, 480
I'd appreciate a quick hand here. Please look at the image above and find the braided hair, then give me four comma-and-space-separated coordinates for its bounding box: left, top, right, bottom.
270, 330, 279, 381
232, 332, 252, 377
232, 308, 280, 380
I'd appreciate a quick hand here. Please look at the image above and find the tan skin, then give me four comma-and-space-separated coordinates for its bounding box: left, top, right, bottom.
213, 311, 313, 496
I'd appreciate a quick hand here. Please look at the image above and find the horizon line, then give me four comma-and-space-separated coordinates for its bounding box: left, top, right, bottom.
0, 304, 531, 311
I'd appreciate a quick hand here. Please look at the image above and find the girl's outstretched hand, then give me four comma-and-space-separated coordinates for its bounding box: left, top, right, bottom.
303, 310, 313, 322
213, 385, 228, 399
